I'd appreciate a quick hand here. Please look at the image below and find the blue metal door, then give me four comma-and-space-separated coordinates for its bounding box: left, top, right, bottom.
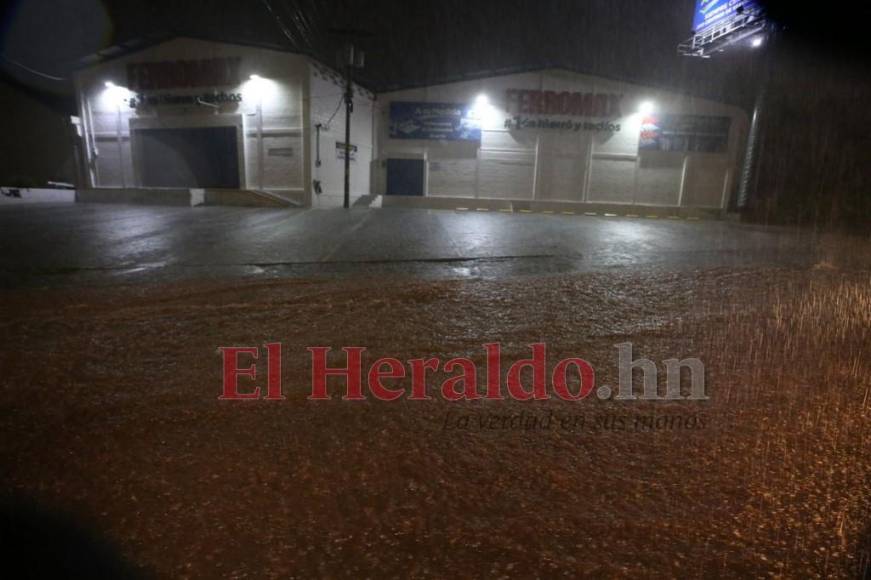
386, 159, 424, 196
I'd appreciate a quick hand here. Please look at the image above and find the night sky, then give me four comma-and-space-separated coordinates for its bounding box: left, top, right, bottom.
5, 0, 863, 104
2, 1, 869, 97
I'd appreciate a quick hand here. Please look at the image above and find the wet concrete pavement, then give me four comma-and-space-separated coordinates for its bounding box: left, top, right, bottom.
0, 203, 827, 286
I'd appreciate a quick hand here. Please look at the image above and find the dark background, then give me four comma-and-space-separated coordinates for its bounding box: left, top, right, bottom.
1, 0, 869, 227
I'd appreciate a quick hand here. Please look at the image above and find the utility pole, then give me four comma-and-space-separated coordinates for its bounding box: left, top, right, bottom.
736, 85, 764, 209
343, 52, 353, 208
340, 43, 364, 209
736, 25, 775, 210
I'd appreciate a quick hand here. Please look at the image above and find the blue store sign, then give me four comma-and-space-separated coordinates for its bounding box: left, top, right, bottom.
389, 101, 481, 141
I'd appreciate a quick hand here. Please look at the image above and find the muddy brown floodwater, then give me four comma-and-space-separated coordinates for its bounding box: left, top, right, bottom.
0, 266, 869, 578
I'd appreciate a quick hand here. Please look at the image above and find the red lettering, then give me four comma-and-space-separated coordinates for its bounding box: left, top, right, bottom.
530, 90, 544, 114
519, 90, 531, 114
225, 57, 241, 86
219, 346, 260, 400
506, 343, 548, 400
368, 357, 406, 401
484, 343, 503, 399
582, 93, 594, 116
505, 89, 520, 114
409, 357, 439, 400
139, 63, 152, 90
157, 62, 172, 90
543, 90, 557, 114
608, 94, 623, 117
567, 92, 584, 115
557, 91, 571, 114
264, 342, 284, 400
308, 346, 366, 400
593, 94, 608, 117
552, 358, 595, 400
441, 358, 479, 401
504, 89, 621, 117
126, 63, 139, 91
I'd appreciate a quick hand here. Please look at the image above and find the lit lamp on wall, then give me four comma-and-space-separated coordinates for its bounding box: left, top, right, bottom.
638, 100, 655, 116
471, 93, 499, 128
102, 80, 130, 107
243, 73, 276, 104
245, 73, 264, 95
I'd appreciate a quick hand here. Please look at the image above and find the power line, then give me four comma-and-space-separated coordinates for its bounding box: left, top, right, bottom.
0, 54, 66, 81
323, 94, 344, 128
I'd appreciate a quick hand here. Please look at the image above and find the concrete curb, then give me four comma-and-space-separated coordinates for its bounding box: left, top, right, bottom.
382, 195, 723, 220
76, 188, 295, 208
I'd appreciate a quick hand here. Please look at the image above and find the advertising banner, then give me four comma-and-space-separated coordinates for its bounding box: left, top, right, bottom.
692, 0, 761, 33
389, 102, 481, 141
639, 114, 731, 153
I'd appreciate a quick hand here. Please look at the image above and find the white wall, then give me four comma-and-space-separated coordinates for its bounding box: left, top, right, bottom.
376, 69, 748, 208
74, 38, 308, 203
308, 64, 374, 208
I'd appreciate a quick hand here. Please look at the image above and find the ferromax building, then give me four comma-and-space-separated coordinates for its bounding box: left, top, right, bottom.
73, 37, 748, 216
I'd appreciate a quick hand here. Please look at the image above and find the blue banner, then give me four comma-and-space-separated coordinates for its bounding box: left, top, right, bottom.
639, 114, 731, 153
692, 0, 761, 33
389, 101, 481, 141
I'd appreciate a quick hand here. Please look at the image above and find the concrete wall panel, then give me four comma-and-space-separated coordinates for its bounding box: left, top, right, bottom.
428, 159, 476, 197
588, 157, 636, 203
636, 151, 683, 206
478, 150, 534, 199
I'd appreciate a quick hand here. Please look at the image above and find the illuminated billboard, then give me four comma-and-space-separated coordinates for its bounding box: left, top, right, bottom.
692, 0, 762, 33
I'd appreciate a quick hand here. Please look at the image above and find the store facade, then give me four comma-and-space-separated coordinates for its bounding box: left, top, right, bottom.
74, 37, 374, 208
74, 39, 747, 212
375, 69, 748, 211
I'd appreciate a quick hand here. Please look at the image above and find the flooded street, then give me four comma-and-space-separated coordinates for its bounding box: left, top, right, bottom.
1, 212, 869, 577
0, 204, 839, 287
